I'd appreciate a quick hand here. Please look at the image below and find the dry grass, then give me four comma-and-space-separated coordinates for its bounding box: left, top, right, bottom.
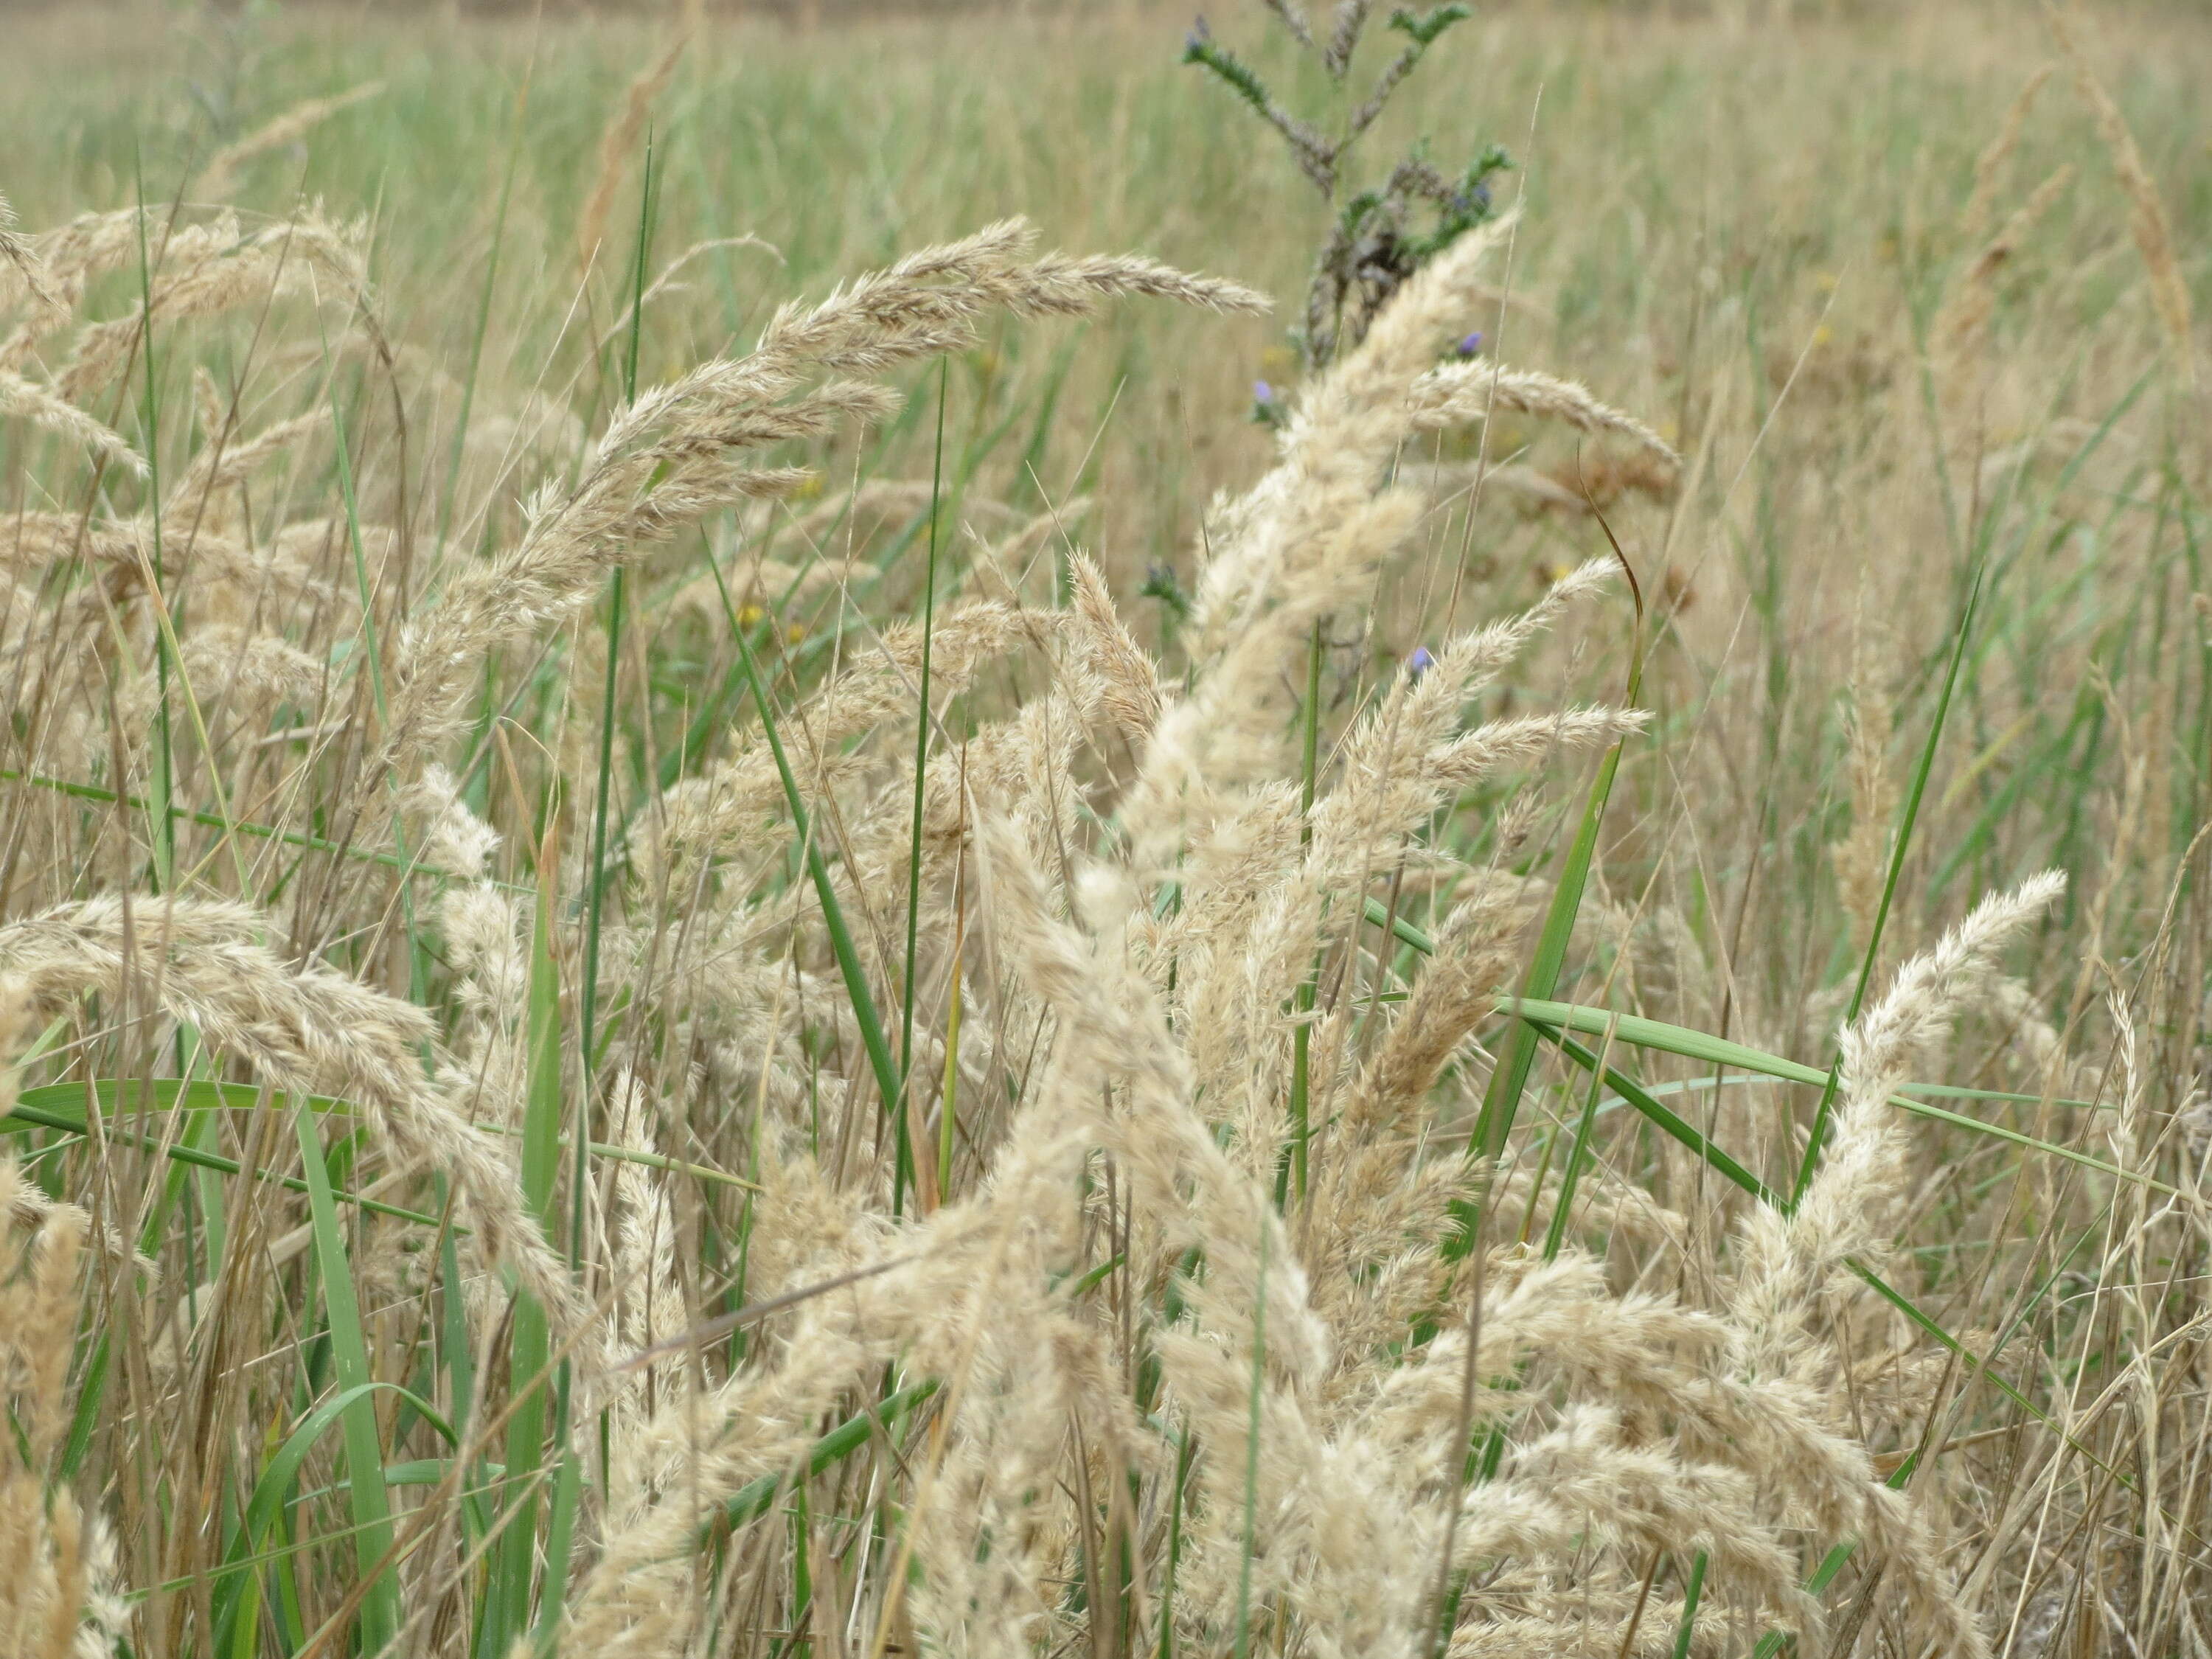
0, 4, 2207, 1658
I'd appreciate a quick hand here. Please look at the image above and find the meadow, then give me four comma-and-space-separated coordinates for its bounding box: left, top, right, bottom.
1, 1, 2208, 1655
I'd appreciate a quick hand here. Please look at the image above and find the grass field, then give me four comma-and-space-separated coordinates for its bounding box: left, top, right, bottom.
2, 2, 2209, 1656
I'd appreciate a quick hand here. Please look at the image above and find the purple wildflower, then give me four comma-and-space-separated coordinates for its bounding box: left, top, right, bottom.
1408, 646, 1436, 680
1456, 332, 1483, 358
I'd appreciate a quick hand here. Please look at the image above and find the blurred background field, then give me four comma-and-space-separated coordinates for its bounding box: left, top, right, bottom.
7, 0, 2205, 995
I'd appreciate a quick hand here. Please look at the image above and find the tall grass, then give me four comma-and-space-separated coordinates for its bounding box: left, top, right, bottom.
1, 4, 2208, 1658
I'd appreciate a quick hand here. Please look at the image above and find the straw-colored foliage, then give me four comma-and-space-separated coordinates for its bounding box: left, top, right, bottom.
0, 6, 2205, 1658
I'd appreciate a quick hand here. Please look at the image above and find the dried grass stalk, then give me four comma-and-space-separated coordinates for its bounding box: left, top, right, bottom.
2049, 7, 2194, 383
198, 81, 388, 198
574, 39, 689, 276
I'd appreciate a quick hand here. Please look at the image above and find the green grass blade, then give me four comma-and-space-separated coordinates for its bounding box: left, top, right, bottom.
1532, 1025, 1779, 1205
579, 130, 658, 1113
1157, 1427, 1194, 1659
60, 1335, 110, 1484
291, 1100, 403, 1654
532, 1447, 586, 1652
1541, 1017, 1615, 1259
1495, 997, 2109, 1110
1283, 618, 1324, 1209
896, 359, 950, 1218
331, 358, 391, 737
1506, 1000, 2163, 1193
539, 145, 660, 1649
1670, 1553, 1707, 1659
13, 1078, 353, 1119
487, 864, 567, 1656
1456, 538, 1646, 1249
131, 154, 175, 893
708, 1380, 939, 1535
714, 565, 904, 1119
237, 1402, 367, 1572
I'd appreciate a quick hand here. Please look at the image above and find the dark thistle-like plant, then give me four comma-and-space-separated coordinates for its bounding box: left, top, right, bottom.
1184, 3, 1511, 369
